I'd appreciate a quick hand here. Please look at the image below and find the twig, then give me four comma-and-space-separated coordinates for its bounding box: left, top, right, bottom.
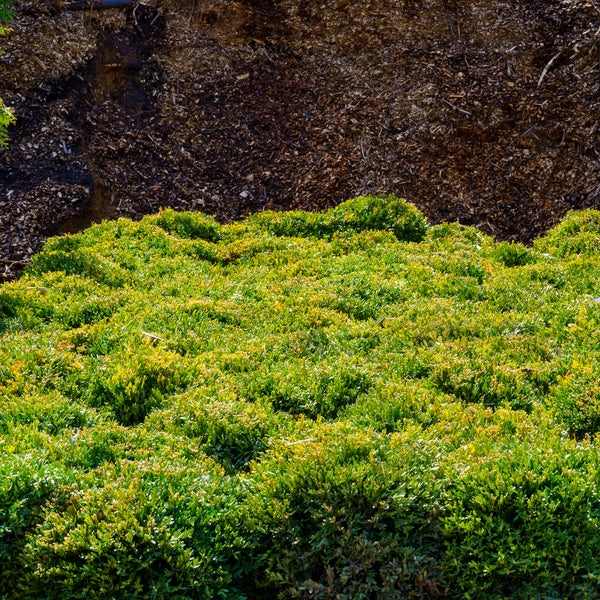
360, 135, 371, 158
141, 331, 167, 343
0, 258, 29, 266
188, 0, 195, 28
284, 438, 316, 446
537, 50, 562, 88
235, 190, 254, 219
516, 123, 539, 141
132, 3, 140, 30
449, 20, 456, 43
26, 286, 50, 294
68, 0, 132, 9
441, 98, 472, 116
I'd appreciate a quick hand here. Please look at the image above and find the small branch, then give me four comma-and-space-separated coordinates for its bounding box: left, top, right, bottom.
26, 286, 51, 295
360, 133, 371, 158
441, 98, 472, 116
235, 190, 254, 219
141, 331, 167, 343
284, 438, 316, 446
537, 50, 562, 88
67, 0, 133, 10
516, 123, 539, 141
188, 0, 196, 28
0, 258, 29, 266
132, 3, 141, 30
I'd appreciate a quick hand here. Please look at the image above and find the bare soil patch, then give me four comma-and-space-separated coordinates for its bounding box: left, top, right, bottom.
1, 0, 599, 280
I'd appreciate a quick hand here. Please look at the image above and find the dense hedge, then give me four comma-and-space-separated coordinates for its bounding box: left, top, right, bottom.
2, 196, 600, 598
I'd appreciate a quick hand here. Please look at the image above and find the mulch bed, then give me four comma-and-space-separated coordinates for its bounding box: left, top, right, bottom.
1, 0, 599, 280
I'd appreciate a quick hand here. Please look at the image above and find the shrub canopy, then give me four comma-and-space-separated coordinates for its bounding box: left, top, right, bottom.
2, 197, 600, 598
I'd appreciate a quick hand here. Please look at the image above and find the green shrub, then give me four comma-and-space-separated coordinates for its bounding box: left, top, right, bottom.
245, 359, 372, 419
0, 289, 17, 319
86, 349, 186, 425
0, 456, 71, 595
550, 362, 600, 438
249, 195, 428, 242
147, 395, 287, 471
153, 209, 222, 242
18, 463, 237, 600
428, 221, 490, 247
343, 381, 442, 432
433, 359, 538, 412
238, 426, 442, 599
0, 391, 102, 435
5, 204, 600, 598
492, 241, 536, 267
535, 210, 600, 257
29, 248, 132, 288
0, 0, 14, 149
327, 195, 429, 242
440, 440, 600, 599
56, 293, 124, 328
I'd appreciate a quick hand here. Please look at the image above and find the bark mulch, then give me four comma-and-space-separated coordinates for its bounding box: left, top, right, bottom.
1, 0, 599, 280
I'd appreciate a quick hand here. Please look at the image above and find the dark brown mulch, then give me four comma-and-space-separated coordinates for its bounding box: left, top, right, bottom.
1, 0, 599, 281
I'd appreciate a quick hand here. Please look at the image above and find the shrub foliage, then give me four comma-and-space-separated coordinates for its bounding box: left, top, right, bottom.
2, 197, 600, 598
0, 0, 14, 149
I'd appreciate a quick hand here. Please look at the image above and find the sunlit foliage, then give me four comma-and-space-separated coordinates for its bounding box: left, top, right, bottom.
2, 197, 600, 598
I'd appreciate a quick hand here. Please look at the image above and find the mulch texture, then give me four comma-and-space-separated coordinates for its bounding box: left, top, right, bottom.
1, 0, 599, 280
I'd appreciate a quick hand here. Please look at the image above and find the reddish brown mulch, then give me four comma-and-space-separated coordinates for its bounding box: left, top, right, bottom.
1, 0, 599, 280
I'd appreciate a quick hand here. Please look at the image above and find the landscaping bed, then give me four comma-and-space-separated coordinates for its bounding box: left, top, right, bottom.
1, 0, 600, 280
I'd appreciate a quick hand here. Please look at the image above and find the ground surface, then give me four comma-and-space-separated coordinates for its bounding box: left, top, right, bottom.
1, 0, 600, 280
